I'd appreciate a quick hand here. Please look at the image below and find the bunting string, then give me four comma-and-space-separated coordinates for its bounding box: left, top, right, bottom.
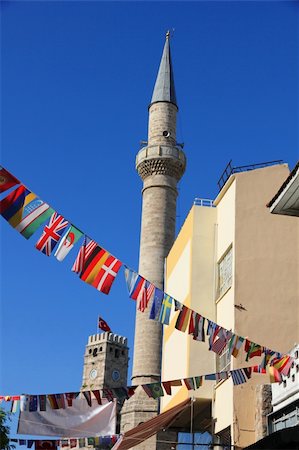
0, 166, 294, 384
0, 362, 286, 414
10, 435, 119, 449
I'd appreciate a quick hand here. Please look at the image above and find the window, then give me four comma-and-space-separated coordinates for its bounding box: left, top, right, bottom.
115, 349, 120, 358
217, 246, 233, 298
216, 346, 231, 374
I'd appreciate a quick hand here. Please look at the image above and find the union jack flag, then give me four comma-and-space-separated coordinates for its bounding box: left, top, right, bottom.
35, 212, 69, 256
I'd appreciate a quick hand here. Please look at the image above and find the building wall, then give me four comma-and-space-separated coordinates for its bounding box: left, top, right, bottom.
214, 179, 236, 436
233, 165, 299, 448
161, 205, 216, 413
161, 163, 299, 449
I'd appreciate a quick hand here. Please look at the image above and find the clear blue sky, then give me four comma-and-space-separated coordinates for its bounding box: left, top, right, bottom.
1, 0, 298, 444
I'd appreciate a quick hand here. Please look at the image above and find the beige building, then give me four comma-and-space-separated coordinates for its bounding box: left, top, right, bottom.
161, 162, 299, 449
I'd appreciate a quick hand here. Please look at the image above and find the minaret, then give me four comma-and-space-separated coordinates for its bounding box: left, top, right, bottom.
121, 33, 186, 448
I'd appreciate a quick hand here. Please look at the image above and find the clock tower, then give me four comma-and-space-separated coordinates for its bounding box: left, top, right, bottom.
81, 332, 129, 391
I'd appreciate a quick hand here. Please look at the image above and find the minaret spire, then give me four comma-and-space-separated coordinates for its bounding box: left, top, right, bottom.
150, 30, 177, 107
120, 35, 186, 449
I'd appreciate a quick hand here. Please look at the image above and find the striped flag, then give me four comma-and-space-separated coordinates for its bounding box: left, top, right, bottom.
124, 267, 145, 300
207, 321, 220, 350
124, 267, 154, 309
0, 185, 54, 239
175, 305, 191, 332
271, 355, 293, 376
138, 279, 155, 312
35, 213, 69, 256
230, 368, 250, 385
72, 237, 115, 292
269, 366, 283, 383
228, 334, 244, 358
253, 365, 267, 374
188, 311, 205, 342
211, 329, 232, 355
260, 348, 275, 369
72, 236, 95, 274
245, 340, 263, 361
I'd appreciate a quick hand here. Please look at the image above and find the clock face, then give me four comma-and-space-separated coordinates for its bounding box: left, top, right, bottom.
89, 369, 97, 380
112, 370, 120, 382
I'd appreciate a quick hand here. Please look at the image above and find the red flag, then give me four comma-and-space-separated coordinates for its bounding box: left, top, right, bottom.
93, 255, 122, 294
0, 167, 20, 193
98, 316, 111, 332
35, 441, 58, 450
92, 390, 102, 405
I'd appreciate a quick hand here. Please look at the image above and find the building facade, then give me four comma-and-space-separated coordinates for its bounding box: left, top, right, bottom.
161, 163, 299, 449
268, 344, 299, 434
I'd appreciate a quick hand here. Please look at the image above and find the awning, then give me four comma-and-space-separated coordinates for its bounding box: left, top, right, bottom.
112, 398, 191, 450
244, 426, 299, 449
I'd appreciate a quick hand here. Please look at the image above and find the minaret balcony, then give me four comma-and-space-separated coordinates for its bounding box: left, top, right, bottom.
136, 145, 186, 181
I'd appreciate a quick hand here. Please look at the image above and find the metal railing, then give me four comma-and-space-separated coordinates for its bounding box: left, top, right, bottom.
194, 198, 215, 207
217, 159, 284, 191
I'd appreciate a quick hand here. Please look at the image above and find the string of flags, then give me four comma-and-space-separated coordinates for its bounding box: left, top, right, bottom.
9, 436, 119, 449
0, 166, 294, 380
0, 361, 287, 415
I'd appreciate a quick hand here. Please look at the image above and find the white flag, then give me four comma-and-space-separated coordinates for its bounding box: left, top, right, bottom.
18, 396, 116, 437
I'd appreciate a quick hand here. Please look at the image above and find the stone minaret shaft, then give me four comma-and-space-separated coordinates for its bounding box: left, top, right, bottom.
121, 33, 186, 447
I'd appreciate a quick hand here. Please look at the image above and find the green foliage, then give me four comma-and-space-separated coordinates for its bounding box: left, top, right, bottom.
0, 408, 14, 450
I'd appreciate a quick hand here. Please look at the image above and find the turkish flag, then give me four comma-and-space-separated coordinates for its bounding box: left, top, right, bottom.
35, 440, 58, 450
98, 316, 111, 332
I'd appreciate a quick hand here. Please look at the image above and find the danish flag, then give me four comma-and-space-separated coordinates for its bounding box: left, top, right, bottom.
93, 254, 122, 294
35, 212, 69, 256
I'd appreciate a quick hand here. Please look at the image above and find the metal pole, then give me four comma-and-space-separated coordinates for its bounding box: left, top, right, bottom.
190, 396, 194, 450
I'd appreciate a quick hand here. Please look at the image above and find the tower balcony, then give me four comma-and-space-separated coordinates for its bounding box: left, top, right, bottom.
136, 145, 186, 181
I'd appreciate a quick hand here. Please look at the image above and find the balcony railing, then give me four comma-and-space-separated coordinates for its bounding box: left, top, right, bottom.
194, 198, 215, 207
217, 159, 284, 191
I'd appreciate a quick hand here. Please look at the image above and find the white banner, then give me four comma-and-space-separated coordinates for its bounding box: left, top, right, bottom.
17, 397, 116, 437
